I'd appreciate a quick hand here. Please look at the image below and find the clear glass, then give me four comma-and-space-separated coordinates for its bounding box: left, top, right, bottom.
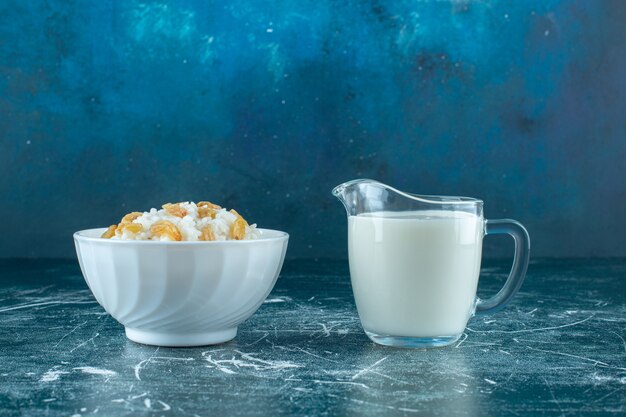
332, 179, 530, 348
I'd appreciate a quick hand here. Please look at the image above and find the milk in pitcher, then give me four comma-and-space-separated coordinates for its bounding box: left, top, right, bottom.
348, 210, 483, 338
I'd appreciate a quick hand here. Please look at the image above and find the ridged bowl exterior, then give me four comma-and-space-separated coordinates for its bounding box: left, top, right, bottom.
74, 228, 288, 346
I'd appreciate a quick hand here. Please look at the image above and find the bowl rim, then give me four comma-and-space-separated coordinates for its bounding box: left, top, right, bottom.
74, 227, 289, 246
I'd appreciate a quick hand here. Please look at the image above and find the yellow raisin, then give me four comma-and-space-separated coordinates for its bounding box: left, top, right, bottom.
199, 225, 216, 241
115, 223, 143, 237
231, 216, 247, 240
198, 201, 222, 210
101, 225, 117, 239
162, 203, 188, 218
230, 209, 249, 225
120, 212, 142, 224
150, 220, 182, 241
198, 206, 218, 219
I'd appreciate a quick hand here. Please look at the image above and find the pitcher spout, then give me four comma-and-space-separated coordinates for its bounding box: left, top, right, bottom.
332, 179, 483, 217
332, 179, 391, 216
332, 179, 369, 202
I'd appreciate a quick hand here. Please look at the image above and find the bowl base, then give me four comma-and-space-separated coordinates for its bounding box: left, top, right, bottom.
125, 327, 237, 347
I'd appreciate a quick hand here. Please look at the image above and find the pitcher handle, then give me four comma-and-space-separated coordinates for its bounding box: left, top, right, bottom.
475, 219, 530, 315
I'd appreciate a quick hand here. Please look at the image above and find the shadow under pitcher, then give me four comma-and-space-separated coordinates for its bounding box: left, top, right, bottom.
333, 179, 530, 348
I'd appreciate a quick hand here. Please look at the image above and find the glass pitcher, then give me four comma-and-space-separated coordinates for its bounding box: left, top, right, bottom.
333, 179, 530, 348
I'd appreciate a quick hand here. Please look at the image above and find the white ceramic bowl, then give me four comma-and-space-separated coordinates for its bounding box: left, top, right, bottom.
74, 228, 288, 347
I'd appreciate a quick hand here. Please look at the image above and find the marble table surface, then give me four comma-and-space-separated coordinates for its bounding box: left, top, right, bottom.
0, 259, 624, 416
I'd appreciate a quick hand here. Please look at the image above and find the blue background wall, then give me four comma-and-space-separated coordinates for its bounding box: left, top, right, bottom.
1, 0, 625, 258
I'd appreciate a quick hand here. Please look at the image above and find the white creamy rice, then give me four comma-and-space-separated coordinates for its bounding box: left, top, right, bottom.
110, 202, 261, 241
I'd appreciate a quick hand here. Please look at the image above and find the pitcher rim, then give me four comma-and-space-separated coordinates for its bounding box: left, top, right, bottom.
332, 178, 483, 205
